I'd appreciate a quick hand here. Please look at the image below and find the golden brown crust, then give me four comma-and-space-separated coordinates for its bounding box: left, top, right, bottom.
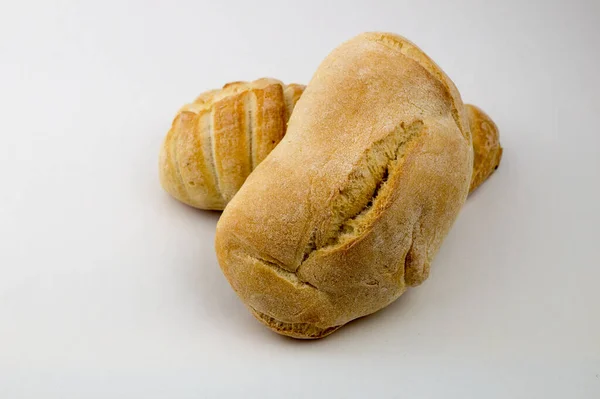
360, 32, 470, 141
215, 32, 476, 338
159, 79, 305, 209
466, 104, 503, 192
160, 81, 500, 210
211, 90, 251, 202
251, 83, 287, 168
283, 84, 305, 120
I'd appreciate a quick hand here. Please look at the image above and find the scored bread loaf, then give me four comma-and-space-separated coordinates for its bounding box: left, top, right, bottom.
215, 32, 500, 339
159, 83, 500, 210
159, 78, 304, 210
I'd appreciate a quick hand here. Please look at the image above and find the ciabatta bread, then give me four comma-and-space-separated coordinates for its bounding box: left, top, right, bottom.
216, 32, 495, 338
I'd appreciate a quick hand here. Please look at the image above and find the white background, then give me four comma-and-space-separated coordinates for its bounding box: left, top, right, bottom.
1, 0, 599, 397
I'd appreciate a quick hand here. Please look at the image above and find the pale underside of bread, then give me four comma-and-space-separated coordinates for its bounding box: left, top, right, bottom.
158, 79, 304, 210
216, 33, 476, 338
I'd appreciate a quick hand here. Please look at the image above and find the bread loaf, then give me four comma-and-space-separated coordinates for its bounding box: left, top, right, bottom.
159, 79, 304, 209
159, 85, 500, 210
467, 104, 503, 192
215, 32, 500, 338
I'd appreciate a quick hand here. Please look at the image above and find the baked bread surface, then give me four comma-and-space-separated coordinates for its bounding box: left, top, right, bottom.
159, 78, 304, 210
215, 32, 477, 338
466, 104, 503, 192
160, 90, 501, 210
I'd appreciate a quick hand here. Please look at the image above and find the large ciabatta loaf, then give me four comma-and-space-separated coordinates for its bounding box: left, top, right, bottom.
216, 32, 494, 338
159, 79, 304, 210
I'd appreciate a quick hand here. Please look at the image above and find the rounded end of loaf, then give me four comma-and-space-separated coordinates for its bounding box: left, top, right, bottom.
158, 108, 226, 210
466, 104, 503, 193
158, 127, 196, 208
214, 212, 350, 340
159, 79, 306, 210
359, 32, 471, 143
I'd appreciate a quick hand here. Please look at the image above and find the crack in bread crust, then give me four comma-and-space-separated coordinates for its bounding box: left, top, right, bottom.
299, 120, 425, 267
250, 255, 320, 290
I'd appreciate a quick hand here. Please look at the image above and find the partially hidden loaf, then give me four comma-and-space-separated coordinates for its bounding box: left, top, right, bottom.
159, 81, 501, 210
159, 79, 304, 210
467, 105, 503, 192
215, 32, 501, 339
